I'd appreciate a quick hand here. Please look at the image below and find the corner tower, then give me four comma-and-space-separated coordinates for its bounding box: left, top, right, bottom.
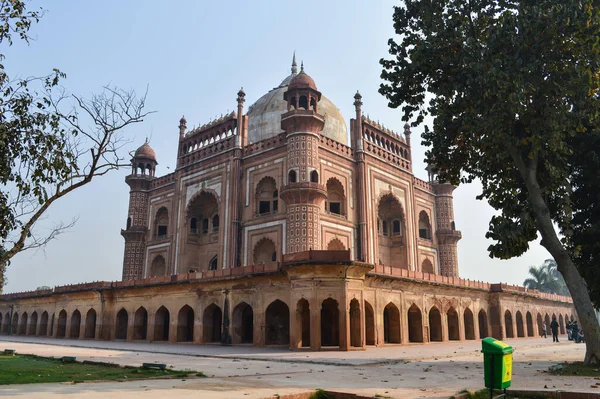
121, 141, 157, 280
279, 65, 327, 252
427, 165, 462, 277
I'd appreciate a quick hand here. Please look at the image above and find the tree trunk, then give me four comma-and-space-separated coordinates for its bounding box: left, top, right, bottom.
519, 161, 600, 364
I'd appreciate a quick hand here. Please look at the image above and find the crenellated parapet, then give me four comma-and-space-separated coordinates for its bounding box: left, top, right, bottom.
178, 112, 239, 165
358, 115, 412, 172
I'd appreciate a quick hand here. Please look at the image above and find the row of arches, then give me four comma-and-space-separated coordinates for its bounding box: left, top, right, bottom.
0, 304, 574, 346
183, 127, 237, 154
0, 309, 97, 339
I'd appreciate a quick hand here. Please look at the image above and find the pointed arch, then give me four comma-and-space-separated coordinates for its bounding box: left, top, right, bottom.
177, 305, 194, 342
504, 310, 514, 338
115, 308, 128, 340
559, 314, 565, 334
203, 303, 222, 343
29, 311, 38, 336
19, 312, 28, 335
447, 307, 460, 341
255, 176, 278, 215
154, 306, 170, 341
418, 211, 432, 239
377, 192, 408, 269
526, 311, 534, 337
253, 238, 277, 264
154, 207, 169, 238
327, 238, 345, 251
85, 309, 96, 339
349, 298, 361, 348
150, 255, 166, 277
325, 177, 346, 216
479, 309, 489, 338
429, 306, 442, 342
408, 304, 423, 342
516, 311, 525, 337
321, 298, 339, 347
57, 310, 67, 337
232, 302, 254, 345
70, 310, 81, 338
421, 258, 434, 274
39, 311, 49, 336
463, 308, 475, 340
296, 299, 310, 348
134, 307, 148, 340
384, 302, 401, 344
265, 299, 289, 345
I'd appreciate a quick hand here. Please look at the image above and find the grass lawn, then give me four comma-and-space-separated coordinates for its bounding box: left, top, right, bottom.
549, 362, 600, 377
0, 354, 204, 385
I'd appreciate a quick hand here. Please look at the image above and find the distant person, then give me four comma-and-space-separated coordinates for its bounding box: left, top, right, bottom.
541, 321, 547, 338
566, 320, 573, 341
550, 316, 559, 342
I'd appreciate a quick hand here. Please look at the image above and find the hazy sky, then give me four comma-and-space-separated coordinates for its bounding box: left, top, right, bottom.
3, 0, 551, 293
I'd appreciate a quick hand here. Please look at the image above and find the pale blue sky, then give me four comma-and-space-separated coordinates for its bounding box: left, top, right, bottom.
3, 0, 550, 293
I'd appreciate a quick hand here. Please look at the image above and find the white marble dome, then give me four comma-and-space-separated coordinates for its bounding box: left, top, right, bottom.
247, 71, 348, 145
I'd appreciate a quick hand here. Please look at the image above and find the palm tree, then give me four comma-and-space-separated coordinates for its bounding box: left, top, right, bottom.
523, 259, 569, 295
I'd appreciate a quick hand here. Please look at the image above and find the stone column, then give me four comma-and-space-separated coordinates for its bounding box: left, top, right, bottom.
310, 302, 321, 350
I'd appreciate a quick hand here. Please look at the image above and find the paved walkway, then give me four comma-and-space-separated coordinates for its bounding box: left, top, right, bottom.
0, 336, 598, 399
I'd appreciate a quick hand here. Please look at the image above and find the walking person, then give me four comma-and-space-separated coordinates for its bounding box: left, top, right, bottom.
541, 321, 547, 338
550, 316, 559, 342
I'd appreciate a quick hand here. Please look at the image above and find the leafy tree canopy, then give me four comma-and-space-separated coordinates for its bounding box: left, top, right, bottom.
380, 0, 600, 364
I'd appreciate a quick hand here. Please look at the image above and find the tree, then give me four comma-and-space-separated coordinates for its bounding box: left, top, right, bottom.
524, 259, 569, 296
0, 2, 151, 292
380, 0, 600, 363
570, 127, 600, 309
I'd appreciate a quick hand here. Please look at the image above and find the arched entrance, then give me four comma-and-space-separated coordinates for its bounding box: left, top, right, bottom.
408, 304, 424, 342
203, 304, 222, 343
70, 310, 81, 338
559, 314, 565, 334
115, 309, 128, 340
29, 312, 38, 336
232, 302, 254, 345
377, 193, 408, 269
253, 238, 277, 264
526, 311, 534, 337
187, 191, 221, 270
365, 300, 375, 345
544, 314, 551, 333
489, 305, 501, 339
327, 238, 345, 251
11, 313, 18, 335
478, 309, 489, 338
384, 303, 401, 343
516, 311, 525, 337
296, 299, 310, 348
39, 311, 49, 336
349, 299, 361, 348
57, 310, 67, 337
429, 306, 442, 342
177, 305, 195, 342
447, 307, 460, 341
134, 307, 148, 340
504, 310, 514, 338
265, 300, 289, 345
537, 313, 544, 335
19, 312, 28, 335
154, 306, 170, 341
85, 309, 96, 339
321, 298, 339, 347
463, 308, 475, 340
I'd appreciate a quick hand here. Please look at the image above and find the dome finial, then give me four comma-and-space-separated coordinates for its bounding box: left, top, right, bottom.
300, 60, 304, 73
291, 51, 298, 74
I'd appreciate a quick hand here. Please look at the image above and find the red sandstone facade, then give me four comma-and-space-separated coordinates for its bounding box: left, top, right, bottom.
0, 57, 575, 350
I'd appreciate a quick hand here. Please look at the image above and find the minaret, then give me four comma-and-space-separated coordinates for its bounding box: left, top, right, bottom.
121, 140, 157, 280
227, 88, 245, 268
427, 165, 462, 277
279, 64, 327, 253
352, 91, 369, 262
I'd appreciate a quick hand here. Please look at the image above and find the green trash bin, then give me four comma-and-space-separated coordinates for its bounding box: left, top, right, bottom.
482, 337, 513, 390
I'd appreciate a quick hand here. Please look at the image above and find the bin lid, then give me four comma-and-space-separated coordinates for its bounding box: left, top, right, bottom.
481, 337, 513, 354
